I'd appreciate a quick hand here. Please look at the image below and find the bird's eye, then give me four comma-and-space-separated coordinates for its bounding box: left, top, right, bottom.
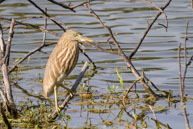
75, 34, 81, 37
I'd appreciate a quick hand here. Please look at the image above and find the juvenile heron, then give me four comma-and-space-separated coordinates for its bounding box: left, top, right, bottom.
42, 30, 93, 111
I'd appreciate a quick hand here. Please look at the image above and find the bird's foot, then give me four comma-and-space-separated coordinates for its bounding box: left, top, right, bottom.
55, 104, 61, 113
63, 87, 74, 97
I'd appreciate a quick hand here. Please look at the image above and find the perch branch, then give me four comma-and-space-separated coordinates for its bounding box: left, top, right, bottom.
49, 61, 89, 120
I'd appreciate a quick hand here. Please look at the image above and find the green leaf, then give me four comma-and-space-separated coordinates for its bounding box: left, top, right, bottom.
116, 69, 125, 90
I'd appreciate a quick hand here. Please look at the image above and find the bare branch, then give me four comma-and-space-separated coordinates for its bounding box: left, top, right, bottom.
83, 41, 119, 55
0, 19, 15, 104
47, 0, 75, 12
86, 0, 157, 98
0, 16, 61, 37
4, 19, 14, 66
178, 21, 191, 129
79, 47, 96, 69
9, 42, 56, 73
0, 88, 8, 107
70, 1, 89, 9
182, 21, 189, 86
42, 8, 47, 46
0, 0, 6, 4
0, 24, 5, 60
141, 0, 168, 31
129, 0, 172, 59
28, 0, 66, 32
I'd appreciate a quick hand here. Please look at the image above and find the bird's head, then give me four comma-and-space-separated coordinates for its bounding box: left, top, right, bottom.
65, 29, 94, 43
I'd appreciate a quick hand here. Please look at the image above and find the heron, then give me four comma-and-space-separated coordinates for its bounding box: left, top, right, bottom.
42, 30, 93, 112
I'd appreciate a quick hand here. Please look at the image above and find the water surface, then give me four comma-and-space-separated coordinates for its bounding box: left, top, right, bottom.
0, 0, 193, 128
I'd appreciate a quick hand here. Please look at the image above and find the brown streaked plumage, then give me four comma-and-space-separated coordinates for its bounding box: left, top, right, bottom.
42, 30, 93, 111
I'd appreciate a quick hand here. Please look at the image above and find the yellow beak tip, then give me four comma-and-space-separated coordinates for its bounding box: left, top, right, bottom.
80, 37, 94, 43
86, 39, 94, 42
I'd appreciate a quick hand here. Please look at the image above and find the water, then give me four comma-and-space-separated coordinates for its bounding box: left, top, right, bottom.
0, 0, 193, 128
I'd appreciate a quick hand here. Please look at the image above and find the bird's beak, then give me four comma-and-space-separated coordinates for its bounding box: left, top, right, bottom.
78, 35, 94, 43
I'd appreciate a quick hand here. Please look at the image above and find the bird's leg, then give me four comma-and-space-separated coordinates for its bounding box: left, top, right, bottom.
63, 86, 74, 97
60, 83, 74, 97
54, 85, 60, 113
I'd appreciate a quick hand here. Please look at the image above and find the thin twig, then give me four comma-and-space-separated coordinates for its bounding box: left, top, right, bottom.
4, 15, 66, 34
9, 42, 56, 73
0, 24, 5, 64
0, 16, 61, 37
141, 0, 168, 31
79, 47, 96, 69
86, 0, 157, 98
129, 0, 172, 59
19, 16, 43, 22
4, 19, 14, 66
83, 41, 119, 55
28, 0, 66, 32
182, 21, 189, 93
177, 21, 191, 129
8, 42, 97, 74
0, 24, 5, 53
47, 0, 75, 12
42, 8, 47, 46
70, 1, 89, 9
149, 105, 157, 120
178, 44, 183, 98
14, 82, 46, 101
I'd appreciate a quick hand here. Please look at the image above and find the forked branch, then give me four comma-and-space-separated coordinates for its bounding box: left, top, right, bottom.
85, 0, 170, 98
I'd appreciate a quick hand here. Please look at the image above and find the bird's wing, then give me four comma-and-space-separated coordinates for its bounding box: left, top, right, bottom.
42, 43, 66, 97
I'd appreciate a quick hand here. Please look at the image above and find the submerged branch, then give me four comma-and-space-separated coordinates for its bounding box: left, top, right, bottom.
178, 21, 191, 129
